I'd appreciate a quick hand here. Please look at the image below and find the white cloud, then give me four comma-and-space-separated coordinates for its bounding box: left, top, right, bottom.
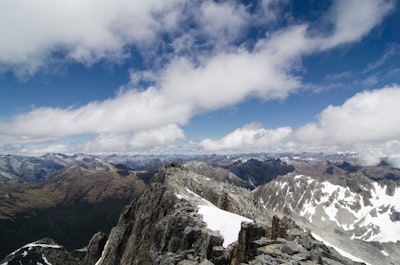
296, 85, 400, 145
321, 0, 394, 49
0, 88, 191, 139
205, 86, 400, 166
84, 124, 185, 153
0, 0, 185, 76
196, 1, 249, 47
200, 123, 293, 152
0, 0, 392, 77
0, 26, 308, 143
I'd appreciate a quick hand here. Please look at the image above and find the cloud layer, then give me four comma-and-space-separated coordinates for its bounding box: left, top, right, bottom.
0, 0, 398, 165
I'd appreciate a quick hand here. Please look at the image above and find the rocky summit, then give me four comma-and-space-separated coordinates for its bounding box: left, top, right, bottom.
91, 163, 366, 265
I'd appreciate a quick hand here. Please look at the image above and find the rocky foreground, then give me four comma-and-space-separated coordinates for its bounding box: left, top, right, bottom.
2, 163, 371, 264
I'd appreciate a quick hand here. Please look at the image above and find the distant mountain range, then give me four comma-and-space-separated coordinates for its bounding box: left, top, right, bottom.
0, 152, 399, 264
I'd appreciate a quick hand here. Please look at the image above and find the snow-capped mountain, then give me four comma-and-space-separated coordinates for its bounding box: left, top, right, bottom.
255, 173, 400, 243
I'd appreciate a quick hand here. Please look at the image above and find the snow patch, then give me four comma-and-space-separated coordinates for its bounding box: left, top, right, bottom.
9, 242, 62, 256
295, 178, 400, 243
353, 182, 400, 242
198, 204, 253, 247
181, 188, 253, 248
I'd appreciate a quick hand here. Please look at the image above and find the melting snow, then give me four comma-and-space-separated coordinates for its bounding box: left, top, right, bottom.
179, 188, 253, 248
198, 204, 253, 247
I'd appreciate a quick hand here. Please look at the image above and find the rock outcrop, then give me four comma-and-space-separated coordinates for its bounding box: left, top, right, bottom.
232, 220, 366, 265
95, 163, 226, 265
84, 232, 108, 265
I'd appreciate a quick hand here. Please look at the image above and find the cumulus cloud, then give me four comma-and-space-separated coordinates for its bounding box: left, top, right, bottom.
0, 88, 189, 140
0, 0, 185, 76
204, 86, 400, 166
84, 124, 185, 153
200, 123, 293, 152
296, 85, 400, 144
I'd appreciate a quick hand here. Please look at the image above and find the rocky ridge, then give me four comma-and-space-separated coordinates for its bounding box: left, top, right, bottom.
91, 163, 366, 265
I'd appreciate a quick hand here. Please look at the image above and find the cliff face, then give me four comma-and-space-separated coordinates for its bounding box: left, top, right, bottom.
95, 163, 226, 265
93, 163, 366, 265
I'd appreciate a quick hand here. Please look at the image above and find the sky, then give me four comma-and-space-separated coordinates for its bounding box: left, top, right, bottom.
0, 0, 400, 166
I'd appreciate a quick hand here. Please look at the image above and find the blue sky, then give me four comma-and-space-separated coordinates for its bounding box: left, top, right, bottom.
0, 0, 400, 166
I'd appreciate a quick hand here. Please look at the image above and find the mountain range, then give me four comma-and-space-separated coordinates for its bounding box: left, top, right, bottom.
0, 153, 399, 264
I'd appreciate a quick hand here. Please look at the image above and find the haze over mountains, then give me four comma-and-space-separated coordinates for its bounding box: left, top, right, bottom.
1, 152, 399, 264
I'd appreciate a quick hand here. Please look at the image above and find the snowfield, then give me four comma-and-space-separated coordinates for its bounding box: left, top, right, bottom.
292, 176, 400, 243
176, 188, 253, 247
198, 204, 253, 247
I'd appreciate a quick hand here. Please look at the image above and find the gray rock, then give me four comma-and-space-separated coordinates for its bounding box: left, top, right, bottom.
233, 222, 267, 265
84, 232, 108, 265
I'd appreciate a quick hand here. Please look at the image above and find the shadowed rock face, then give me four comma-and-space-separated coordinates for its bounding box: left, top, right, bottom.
85, 232, 108, 265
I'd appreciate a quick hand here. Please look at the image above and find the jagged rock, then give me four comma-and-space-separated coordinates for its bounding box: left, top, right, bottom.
84, 232, 108, 265
232, 222, 267, 265
390, 210, 400, 222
